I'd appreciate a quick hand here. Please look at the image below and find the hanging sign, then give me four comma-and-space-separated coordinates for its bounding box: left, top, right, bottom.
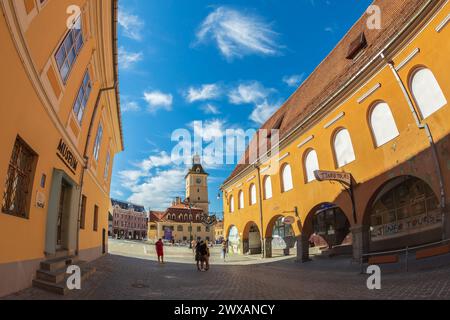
282, 216, 295, 225
314, 170, 352, 186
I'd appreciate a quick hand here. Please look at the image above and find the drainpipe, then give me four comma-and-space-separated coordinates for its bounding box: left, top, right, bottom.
254, 163, 265, 259
383, 53, 447, 240
76, 83, 118, 256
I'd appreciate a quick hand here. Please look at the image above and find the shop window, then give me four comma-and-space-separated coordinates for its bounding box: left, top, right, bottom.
410, 68, 447, 119
333, 129, 356, 168
55, 15, 84, 83
72, 71, 92, 124
93, 123, 103, 161
281, 164, 293, 192
263, 176, 273, 200
2, 136, 37, 219
249, 184, 257, 206
370, 102, 399, 147
304, 149, 319, 183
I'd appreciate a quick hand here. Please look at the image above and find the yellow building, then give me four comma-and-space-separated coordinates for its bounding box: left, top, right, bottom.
222, 0, 450, 262
0, 0, 122, 296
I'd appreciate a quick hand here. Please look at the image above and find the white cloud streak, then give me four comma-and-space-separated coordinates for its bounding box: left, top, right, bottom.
186, 84, 222, 103
118, 10, 145, 41
143, 91, 173, 113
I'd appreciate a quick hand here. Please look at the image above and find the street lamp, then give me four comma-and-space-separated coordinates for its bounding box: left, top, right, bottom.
187, 199, 193, 249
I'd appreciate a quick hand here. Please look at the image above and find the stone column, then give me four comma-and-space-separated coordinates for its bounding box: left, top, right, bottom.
295, 234, 310, 263
264, 237, 273, 258
351, 225, 370, 262
242, 239, 249, 255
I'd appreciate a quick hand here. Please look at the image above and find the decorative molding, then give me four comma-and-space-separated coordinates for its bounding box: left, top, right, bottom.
324, 112, 345, 129
279, 153, 290, 162
357, 83, 382, 104
395, 48, 420, 72
436, 13, 450, 32
297, 135, 314, 148
246, 176, 256, 182
260, 166, 270, 174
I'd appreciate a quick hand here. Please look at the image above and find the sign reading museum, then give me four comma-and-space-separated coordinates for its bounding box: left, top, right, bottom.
56, 139, 78, 174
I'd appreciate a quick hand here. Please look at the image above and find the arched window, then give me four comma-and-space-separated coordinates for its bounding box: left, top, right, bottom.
229, 196, 235, 213
263, 176, 273, 200
249, 184, 257, 206
281, 164, 293, 192
304, 149, 320, 183
370, 102, 399, 147
179, 214, 183, 221
184, 214, 188, 221
189, 214, 193, 220
411, 68, 447, 119
334, 128, 356, 168
238, 190, 244, 209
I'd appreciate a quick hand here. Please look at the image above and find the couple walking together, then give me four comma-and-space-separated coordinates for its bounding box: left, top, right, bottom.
195, 240, 210, 271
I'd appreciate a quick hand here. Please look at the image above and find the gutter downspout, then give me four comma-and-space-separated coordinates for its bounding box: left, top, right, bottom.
254, 164, 265, 259
383, 53, 446, 240
76, 83, 117, 255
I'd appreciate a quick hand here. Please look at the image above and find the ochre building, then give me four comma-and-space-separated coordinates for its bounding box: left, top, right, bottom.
0, 0, 122, 296
221, 0, 450, 262
111, 199, 148, 240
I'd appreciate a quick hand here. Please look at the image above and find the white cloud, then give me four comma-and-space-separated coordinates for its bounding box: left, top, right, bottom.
191, 119, 226, 141
201, 103, 221, 115
186, 84, 222, 103
118, 47, 143, 69
282, 74, 305, 88
195, 6, 282, 60
121, 100, 140, 112
118, 10, 145, 41
143, 91, 173, 113
250, 100, 280, 124
228, 81, 274, 105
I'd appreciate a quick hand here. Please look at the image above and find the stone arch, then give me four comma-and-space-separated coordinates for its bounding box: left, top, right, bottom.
242, 221, 262, 255
226, 225, 241, 255
264, 215, 297, 258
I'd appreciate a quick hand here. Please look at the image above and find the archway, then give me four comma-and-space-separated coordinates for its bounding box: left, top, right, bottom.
227, 225, 241, 255
265, 215, 296, 258
243, 222, 262, 255
364, 175, 442, 252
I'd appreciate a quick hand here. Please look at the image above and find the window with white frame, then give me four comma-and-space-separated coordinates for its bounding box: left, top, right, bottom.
54, 15, 84, 83
229, 195, 235, 213
93, 123, 103, 161
334, 129, 356, 168
370, 102, 399, 147
238, 190, 244, 209
264, 176, 273, 200
281, 164, 293, 192
250, 184, 257, 206
305, 149, 320, 183
410, 68, 447, 119
73, 71, 92, 124
104, 149, 111, 181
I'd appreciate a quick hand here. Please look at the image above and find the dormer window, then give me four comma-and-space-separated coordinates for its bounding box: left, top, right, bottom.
346, 32, 367, 60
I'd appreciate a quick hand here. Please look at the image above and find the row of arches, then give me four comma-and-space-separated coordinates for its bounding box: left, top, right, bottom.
228, 67, 447, 214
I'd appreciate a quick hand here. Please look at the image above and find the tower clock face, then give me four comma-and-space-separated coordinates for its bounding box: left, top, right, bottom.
196, 178, 202, 185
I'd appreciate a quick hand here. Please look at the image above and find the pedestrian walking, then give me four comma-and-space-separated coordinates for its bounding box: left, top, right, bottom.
222, 239, 228, 262
195, 240, 203, 271
202, 240, 210, 271
155, 238, 164, 264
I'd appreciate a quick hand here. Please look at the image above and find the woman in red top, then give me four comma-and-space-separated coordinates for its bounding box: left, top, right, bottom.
155, 239, 164, 264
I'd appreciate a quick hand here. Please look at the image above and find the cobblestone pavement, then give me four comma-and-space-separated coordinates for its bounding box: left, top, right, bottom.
4, 240, 450, 300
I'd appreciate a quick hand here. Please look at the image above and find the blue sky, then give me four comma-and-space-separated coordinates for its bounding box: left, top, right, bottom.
111, 0, 373, 217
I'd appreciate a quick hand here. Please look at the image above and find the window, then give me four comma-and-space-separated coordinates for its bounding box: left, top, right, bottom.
305, 150, 320, 183
177, 225, 183, 232
104, 149, 110, 181
2, 136, 37, 218
93, 205, 99, 232
80, 195, 87, 229
370, 102, 399, 147
333, 129, 356, 168
410, 68, 447, 119
249, 184, 257, 206
93, 123, 103, 161
73, 71, 92, 124
55, 15, 84, 83
238, 190, 244, 209
197, 226, 202, 232
263, 176, 273, 200
229, 196, 235, 213
281, 164, 293, 192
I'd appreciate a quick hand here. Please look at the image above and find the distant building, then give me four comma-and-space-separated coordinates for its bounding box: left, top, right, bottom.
111, 199, 148, 240
215, 221, 224, 243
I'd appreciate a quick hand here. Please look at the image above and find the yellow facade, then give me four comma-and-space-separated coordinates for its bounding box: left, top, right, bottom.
0, 0, 122, 296
222, 1, 450, 260
148, 221, 215, 243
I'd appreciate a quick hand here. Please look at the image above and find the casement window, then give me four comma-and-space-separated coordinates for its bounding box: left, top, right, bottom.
93, 205, 99, 232
238, 190, 244, 209
249, 184, 257, 206
263, 176, 273, 200
80, 195, 87, 229
73, 71, 92, 124
333, 129, 356, 168
93, 123, 103, 161
104, 149, 111, 181
55, 15, 84, 83
229, 195, 235, 213
177, 225, 183, 232
305, 149, 320, 183
281, 164, 293, 192
2, 136, 37, 219
370, 102, 399, 147
410, 68, 447, 119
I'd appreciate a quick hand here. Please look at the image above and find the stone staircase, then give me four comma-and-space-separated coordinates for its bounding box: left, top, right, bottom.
32, 254, 96, 295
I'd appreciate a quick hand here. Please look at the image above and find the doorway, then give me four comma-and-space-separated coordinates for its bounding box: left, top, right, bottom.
56, 180, 70, 250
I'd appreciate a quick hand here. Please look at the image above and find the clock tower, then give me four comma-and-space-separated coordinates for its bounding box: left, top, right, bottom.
185, 155, 209, 214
